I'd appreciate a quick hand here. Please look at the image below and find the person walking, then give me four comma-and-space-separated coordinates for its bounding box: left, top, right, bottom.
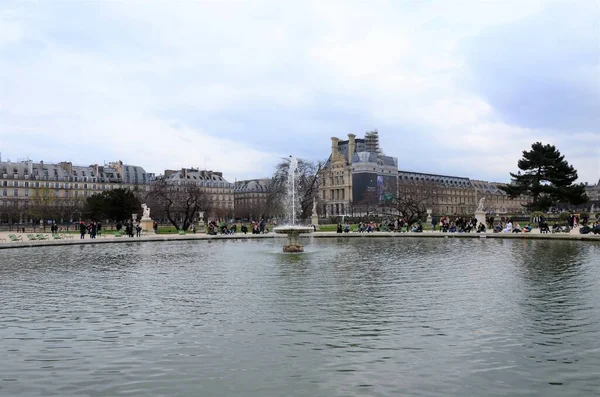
431, 216, 438, 231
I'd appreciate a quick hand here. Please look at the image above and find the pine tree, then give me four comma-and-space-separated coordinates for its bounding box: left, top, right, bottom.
501, 142, 588, 212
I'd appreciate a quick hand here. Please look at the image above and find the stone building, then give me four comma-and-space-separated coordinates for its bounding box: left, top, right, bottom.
318, 131, 398, 217
397, 170, 476, 215
233, 178, 271, 219
471, 180, 530, 214
163, 168, 234, 219
0, 159, 148, 224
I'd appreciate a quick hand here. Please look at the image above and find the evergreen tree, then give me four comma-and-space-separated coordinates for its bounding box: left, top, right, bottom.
84, 188, 141, 222
501, 142, 588, 211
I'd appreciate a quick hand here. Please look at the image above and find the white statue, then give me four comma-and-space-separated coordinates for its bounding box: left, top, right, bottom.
312, 198, 317, 216
477, 197, 485, 212
142, 203, 150, 219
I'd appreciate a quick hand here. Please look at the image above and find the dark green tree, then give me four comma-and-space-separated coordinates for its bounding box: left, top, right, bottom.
500, 142, 588, 212
84, 188, 141, 222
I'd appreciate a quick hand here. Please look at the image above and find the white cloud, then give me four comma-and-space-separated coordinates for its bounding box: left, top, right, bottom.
0, 0, 597, 184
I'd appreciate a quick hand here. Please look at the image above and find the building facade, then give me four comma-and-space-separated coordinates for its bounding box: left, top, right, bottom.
0, 159, 148, 224
397, 170, 476, 215
318, 131, 398, 217
163, 168, 234, 219
471, 180, 531, 214
233, 178, 271, 219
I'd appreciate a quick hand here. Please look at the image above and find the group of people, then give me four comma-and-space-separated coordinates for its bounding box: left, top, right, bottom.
432, 216, 482, 233
206, 219, 270, 235
116, 219, 142, 237
79, 220, 102, 239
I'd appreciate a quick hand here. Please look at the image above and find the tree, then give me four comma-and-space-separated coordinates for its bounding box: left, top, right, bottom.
28, 187, 58, 231
84, 188, 141, 222
501, 142, 588, 212
268, 157, 321, 222
146, 177, 209, 231
382, 179, 435, 226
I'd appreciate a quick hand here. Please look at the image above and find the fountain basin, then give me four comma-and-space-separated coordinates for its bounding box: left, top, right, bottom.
273, 226, 313, 253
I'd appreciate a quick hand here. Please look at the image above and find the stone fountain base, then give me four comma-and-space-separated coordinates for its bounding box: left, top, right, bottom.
274, 226, 313, 253
283, 244, 304, 253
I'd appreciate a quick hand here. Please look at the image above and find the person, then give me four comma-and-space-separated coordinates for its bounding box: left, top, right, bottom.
97, 222, 102, 236
336, 223, 343, 233
431, 216, 437, 231
344, 223, 350, 233
153, 221, 158, 233
79, 221, 86, 239
502, 220, 513, 233
191, 225, 196, 234
476, 222, 486, 233
523, 223, 533, 233
136, 223, 141, 237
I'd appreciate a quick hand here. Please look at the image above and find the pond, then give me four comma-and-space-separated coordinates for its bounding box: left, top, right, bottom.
1, 238, 599, 396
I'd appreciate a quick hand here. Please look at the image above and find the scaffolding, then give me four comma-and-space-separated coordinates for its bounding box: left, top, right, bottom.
364, 130, 380, 154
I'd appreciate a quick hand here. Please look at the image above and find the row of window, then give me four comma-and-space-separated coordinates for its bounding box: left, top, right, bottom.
2, 189, 90, 198
1, 181, 143, 190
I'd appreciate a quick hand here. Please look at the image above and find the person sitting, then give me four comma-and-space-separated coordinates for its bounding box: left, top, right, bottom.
449, 223, 457, 233
579, 225, 592, 234
336, 223, 343, 233
523, 223, 533, 233
477, 223, 486, 233
344, 223, 350, 233
512, 223, 522, 233
502, 221, 513, 233
540, 221, 550, 233
240, 224, 248, 234
592, 222, 600, 234
494, 223, 502, 233
552, 222, 561, 233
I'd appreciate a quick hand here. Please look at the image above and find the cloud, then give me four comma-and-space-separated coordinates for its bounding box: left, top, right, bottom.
463, 1, 600, 132
0, 0, 597, 185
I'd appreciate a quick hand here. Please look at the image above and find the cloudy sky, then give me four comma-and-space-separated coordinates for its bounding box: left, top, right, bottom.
0, 0, 598, 184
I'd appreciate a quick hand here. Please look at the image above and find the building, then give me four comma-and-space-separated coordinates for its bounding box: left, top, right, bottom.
397, 170, 476, 215
318, 131, 398, 217
233, 178, 271, 219
0, 159, 148, 224
163, 168, 234, 218
471, 180, 530, 214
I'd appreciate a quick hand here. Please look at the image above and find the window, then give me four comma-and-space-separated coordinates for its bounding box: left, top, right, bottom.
24, 189, 29, 197
13, 189, 18, 196
84, 184, 88, 189
1, 181, 6, 187
13, 181, 18, 187
24, 182, 29, 188
2, 189, 6, 196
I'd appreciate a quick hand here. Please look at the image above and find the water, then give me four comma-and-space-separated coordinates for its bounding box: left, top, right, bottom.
1, 238, 599, 396
285, 156, 299, 225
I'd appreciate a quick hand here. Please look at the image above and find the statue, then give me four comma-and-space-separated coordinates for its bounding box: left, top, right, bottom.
141, 203, 151, 219
312, 198, 317, 216
477, 197, 485, 212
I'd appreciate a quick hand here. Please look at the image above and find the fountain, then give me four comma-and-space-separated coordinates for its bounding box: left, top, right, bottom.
273, 156, 314, 252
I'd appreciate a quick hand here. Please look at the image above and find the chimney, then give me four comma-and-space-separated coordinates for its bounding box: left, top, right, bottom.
347, 134, 356, 165
331, 137, 339, 159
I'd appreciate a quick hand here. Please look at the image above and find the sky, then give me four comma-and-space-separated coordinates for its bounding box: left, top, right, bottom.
0, 0, 598, 184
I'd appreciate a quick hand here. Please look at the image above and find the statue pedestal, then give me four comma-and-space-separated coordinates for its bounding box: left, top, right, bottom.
311, 214, 319, 227
140, 218, 154, 233
475, 211, 486, 229
426, 209, 432, 227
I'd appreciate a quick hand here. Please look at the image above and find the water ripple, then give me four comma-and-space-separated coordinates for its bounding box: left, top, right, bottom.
1, 238, 599, 396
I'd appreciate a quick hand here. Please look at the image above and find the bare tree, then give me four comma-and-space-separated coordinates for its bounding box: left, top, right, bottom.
28, 187, 59, 231
268, 158, 321, 221
147, 177, 209, 231
382, 179, 435, 226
